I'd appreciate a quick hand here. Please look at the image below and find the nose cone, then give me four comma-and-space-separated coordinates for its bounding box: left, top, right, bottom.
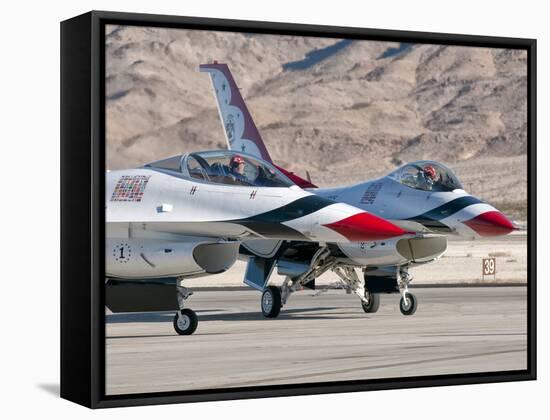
463, 211, 517, 237
323, 212, 409, 241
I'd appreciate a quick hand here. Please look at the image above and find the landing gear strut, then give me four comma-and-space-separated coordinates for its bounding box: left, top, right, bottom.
260, 248, 335, 318
172, 280, 198, 335
332, 266, 380, 314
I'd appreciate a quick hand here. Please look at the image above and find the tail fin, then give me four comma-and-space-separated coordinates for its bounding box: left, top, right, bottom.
199, 62, 273, 163
200, 62, 317, 189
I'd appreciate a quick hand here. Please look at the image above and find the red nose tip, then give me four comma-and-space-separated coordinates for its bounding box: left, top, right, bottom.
323, 212, 408, 241
463, 211, 517, 237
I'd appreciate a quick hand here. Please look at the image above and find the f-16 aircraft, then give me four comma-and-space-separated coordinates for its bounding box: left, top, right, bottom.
200, 62, 517, 318
106, 149, 409, 334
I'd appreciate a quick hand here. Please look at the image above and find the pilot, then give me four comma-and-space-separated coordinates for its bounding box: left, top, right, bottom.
228, 155, 248, 184
417, 165, 437, 190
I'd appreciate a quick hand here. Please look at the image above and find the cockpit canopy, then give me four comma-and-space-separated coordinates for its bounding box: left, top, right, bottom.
389, 160, 463, 192
145, 150, 295, 188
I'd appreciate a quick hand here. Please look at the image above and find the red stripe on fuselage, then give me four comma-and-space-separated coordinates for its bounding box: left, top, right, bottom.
323, 212, 409, 241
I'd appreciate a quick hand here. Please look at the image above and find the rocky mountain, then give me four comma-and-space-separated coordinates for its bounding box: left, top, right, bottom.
105, 25, 528, 219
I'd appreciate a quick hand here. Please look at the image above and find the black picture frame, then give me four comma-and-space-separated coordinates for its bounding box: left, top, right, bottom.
60, 10, 537, 408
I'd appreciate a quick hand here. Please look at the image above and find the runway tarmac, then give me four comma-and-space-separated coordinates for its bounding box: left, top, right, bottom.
105, 287, 527, 395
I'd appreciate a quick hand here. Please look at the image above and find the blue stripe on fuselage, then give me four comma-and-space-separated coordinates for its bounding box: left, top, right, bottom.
407, 195, 483, 224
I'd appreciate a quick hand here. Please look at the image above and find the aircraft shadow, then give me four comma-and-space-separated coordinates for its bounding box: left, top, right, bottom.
105, 306, 351, 324
107, 332, 234, 339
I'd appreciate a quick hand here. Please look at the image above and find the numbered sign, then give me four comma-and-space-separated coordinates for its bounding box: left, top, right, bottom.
482, 257, 496, 280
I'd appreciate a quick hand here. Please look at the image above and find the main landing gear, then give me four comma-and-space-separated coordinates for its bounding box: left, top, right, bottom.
334, 265, 418, 316
361, 290, 381, 313
260, 248, 335, 319
257, 257, 419, 319
173, 280, 198, 335
333, 266, 380, 314
261, 286, 282, 318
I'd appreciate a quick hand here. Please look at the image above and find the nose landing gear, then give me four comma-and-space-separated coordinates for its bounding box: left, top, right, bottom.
174, 308, 198, 335
398, 267, 417, 316
173, 280, 198, 335
399, 293, 417, 315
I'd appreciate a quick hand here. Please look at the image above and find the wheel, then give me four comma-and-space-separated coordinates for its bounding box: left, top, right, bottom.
261, 286, 282, 318
399, 293, 417, 316
173, 308, 198, 335
361, 291, 380, 313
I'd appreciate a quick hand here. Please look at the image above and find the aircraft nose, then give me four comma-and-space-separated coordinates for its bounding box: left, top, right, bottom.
463, 211, 517, 237
323, 212, 410, 241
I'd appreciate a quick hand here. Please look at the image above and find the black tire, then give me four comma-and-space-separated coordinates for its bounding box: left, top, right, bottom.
261, 286, 282, 318
361, 291, 380, 313
173, 308, 198, 335
399, 293, 417, 316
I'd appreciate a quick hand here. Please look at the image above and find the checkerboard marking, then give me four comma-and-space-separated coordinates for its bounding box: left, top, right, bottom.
110, 175, 151, 202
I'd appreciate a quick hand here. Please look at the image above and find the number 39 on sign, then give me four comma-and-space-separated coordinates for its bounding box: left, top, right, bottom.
482, 257, 496, 280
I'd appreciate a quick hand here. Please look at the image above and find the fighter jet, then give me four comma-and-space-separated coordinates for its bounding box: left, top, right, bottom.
200, 62, 518, 318
106, 149, 409, 334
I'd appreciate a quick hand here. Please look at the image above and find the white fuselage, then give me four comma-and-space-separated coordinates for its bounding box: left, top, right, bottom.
314, 176, 501, 240
105, 167, 407, 278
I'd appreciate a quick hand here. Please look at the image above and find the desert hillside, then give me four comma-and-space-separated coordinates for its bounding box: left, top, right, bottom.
106, 25, 528, 220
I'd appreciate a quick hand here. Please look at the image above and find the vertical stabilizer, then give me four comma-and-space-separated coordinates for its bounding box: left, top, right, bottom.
199, 63, 273, 163
200, 62, 317, 189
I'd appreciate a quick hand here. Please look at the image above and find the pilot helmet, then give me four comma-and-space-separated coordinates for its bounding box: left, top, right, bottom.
230, 155, 245, 167
423, 165, 436, 180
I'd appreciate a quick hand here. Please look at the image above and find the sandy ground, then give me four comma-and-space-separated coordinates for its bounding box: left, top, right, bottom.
180, 232, 527, 289
105, 287, 527, 395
